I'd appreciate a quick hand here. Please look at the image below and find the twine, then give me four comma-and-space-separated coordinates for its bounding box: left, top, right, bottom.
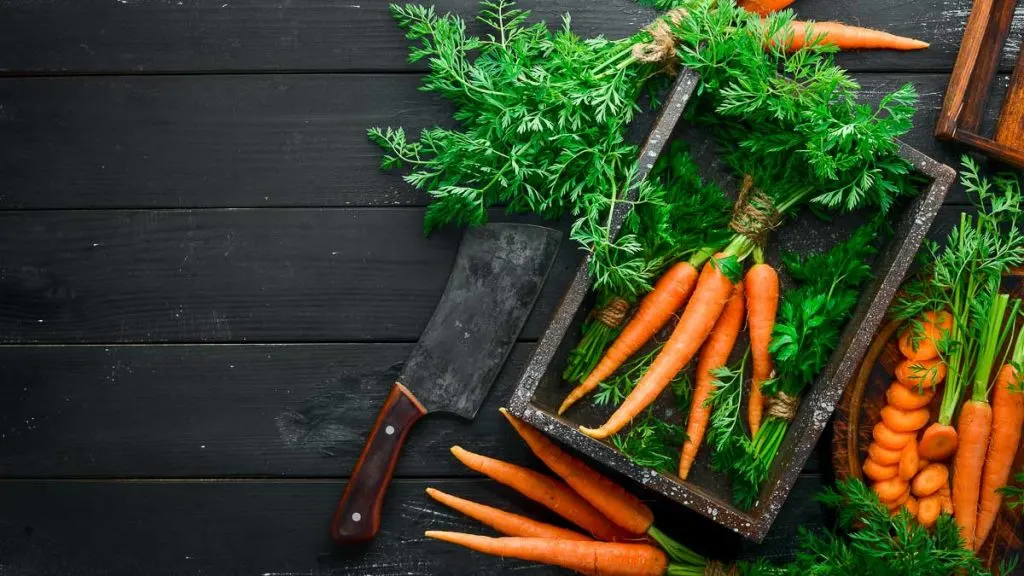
705, 560, 738, 576
631, 8, 690, 69
593, 297, 631, 329
767, 389, 800, 421
729, 175, 782, 247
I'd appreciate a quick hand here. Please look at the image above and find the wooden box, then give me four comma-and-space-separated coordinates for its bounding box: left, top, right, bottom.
508, 68, 956, 541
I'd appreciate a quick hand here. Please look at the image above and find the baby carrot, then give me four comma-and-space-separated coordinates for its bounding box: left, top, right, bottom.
426, 488, 592, 541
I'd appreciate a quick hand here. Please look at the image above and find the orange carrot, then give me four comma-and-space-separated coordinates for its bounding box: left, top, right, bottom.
781, 21, 930, 52
918, 423, 959, 461
745, 263, 778, 437
899, 439, 920, 482
499, 408, 652, 535
426, 488, 592, 541
680, 282, 746, 479
739, 0, 795, 16
912, 463, 949, 497
873, 422, 915, 451
903, 495, 920, 517
868, 442, 903, 466
581, 257, 735, 439
449, 446, 632, 541
895, 358, 947, 389
953, 399, 993, 548
898, 311, 953, 361
885, 488, 911, 510
874, 477, 910, 502
918, 494, 941, 528
425, 531, 669, 576
863, 458, 898, 481
880, 406, 931, 433
560, 262, 699, 415
886, 382, 935, 410
939, 484, 954, 516
975, 361, 1024, 550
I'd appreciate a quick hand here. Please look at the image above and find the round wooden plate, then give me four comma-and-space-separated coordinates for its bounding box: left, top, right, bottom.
833, 276, 1024, 572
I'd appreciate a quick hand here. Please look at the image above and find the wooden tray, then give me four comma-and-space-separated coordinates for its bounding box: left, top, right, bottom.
509, 68, 956, 542
833, 277, 1024, 570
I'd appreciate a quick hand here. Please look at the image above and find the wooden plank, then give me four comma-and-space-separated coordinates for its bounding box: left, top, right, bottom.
0, 0, 1019, 74
0, 343, 825, 478
995, 45, 1024, 144
0, 476, 826, 575
0, 73, 994, 209
0, 208, 578, 344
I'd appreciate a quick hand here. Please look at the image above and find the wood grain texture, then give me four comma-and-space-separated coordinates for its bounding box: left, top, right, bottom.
0, 0, 1019, 74
0, 73, 1000, 209
0, 208, 577, 344
995, 43, 1024, 143
0, 476, 826, 576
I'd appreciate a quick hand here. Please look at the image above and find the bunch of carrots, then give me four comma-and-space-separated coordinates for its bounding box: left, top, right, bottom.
427, 408, 720, 575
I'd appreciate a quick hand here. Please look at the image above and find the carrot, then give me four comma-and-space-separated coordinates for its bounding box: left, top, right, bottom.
899, 438, 920, 482
903, 495, 920, 517
863, 458, 898, 481
895, 358, 947, 389
918, 423, 959, 461
425, 488, 592, 541
745, 263, 778, 437
939, 484, 954, 515
739, 0, 795, 16
912, 463, 949, 498
918, 494, 941, 528
874, 477, 909, 502
680, 282, 746, 479
499, 408, 652, 535
868, 442, 903, 466
886, 382, 935, 410
880, 406, 930, 433
425, 531, 669, 576
449, 446, 633, 541
581, 257, 735, 440
559, 262, 699, 415
781, 21, 929, 52
898, 311, 952, 360
885, 489, 911, 511
873, 422, 915, 451
975, 361, 1024, 550
953, 399, 993, 548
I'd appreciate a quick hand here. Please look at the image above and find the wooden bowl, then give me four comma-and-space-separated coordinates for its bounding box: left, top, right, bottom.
833, 275, 1024, 571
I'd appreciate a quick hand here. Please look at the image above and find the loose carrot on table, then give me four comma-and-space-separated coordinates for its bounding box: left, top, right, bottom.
899, 439, 920, 482
745, 263, 778, 437
558, 261, 700, 416
425, 488, 592, 541
680, 282, 746, 480
898, 310, 953, 361
425, 531, 669, 576
974, 332, 1024, 550
581, 256, 736, 440
780, 21, 929, 52
498, 409, 653, 535
886, 382, 935, 411
895, 358, 947, 389
449, 446, 634, 542
912, 463, 949, 497
873, 422, 915, 451
738, 0, 795, 16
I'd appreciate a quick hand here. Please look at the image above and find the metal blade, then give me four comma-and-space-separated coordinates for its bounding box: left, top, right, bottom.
398, 223, 561, 418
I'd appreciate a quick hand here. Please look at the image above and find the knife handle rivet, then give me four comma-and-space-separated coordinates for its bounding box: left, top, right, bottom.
351, 512, 362, 522
385, 425, 395, 435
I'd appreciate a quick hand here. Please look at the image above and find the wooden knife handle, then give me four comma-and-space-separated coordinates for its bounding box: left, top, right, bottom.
332, 382, 425, 544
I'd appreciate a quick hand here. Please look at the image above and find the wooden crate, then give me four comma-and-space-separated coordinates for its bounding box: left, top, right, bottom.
508, 68, 956, 542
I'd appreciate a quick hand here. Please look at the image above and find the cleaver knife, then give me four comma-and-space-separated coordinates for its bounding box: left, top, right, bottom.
332, 222, 562, 543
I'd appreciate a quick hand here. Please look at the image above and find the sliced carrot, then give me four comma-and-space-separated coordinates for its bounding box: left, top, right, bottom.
918, 494, 941, 528
899, 439, 920, 481
874, 477, 910, 502
911, 463, 949, 498
499, 408, 652, 535
426, 488, 592, 541
895, 358, 947, 389
863, 458, 898, 481
938, 484, 953, 515
868, 442, 903, 466
881, 406, 930, 433
886, 381, 935, 410
898, 310, 953, 360
904, 495, 920, 517
917, 423, 959, 461
873, 422, 915, 451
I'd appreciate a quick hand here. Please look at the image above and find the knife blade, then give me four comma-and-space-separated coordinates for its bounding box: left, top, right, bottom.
332, 222, 562, 543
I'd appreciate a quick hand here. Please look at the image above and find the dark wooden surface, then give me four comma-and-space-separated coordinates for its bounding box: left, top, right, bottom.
0, 0, 1015, 574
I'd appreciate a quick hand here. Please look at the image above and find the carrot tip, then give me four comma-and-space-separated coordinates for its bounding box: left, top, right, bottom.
579, 426, 608, 440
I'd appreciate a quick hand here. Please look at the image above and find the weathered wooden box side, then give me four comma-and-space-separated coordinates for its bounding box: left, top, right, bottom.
509, 68, 956, 542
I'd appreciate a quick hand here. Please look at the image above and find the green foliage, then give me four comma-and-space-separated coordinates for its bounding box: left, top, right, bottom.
742, 479, 990, 576
611, 408, 686, 473
999, 469, 1024, 511
705, 352, 749, 472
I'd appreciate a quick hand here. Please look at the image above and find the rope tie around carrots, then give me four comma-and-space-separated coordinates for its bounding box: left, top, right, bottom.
704, 560, 738, 576
592, 297, 631, 328
767, 389, 800, 421
729, 175, 782, 246
631, 8, 690, 68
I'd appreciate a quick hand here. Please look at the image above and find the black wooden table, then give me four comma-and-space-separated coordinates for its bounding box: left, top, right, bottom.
0, 1, 1016, 574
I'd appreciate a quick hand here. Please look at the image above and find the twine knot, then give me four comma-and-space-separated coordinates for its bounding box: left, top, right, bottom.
729, 175, 782, 246
767, 389, 800, 421
593, 297, 631, 329
705, 560, 738, 576
631, 8, 690, 68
